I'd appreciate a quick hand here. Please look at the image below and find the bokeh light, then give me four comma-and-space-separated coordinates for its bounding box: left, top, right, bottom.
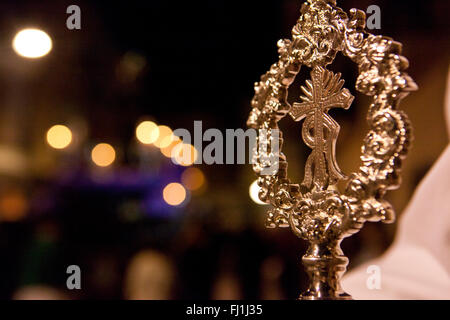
162, 183, 186, 206
46, 125, 72, 149
136, 121, 159, 145
249, 180, 268, 205
181, 167, 205, 191
153, 125, 173, 148
0, 190, 28, 222
160, 136, 181, 158
91, 143, 116, 167
171, 143, 198, 166
13, 28, 52, 58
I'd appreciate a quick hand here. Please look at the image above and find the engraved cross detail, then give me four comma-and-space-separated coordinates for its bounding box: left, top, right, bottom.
289, 67, 354, 190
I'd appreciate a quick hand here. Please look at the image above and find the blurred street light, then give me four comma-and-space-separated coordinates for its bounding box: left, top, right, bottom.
249, 180, 268, 205
46, 125, 72, 149
181, 167, 205, 191
171, 143, 198, 166
163, 183, 186, 206
0, 189, 27, 222
91, 143, 116, 167
136, 121, 159, 145
153, 125, 173, 148
13, 28, 52, 59
160, 136, 181, 158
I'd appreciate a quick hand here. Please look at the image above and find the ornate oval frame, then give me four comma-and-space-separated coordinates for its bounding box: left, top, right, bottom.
247, 0, 417, 299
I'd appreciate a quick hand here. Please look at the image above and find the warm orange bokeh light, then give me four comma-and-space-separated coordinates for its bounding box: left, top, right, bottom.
153, 126, 173, 148
46, 125, 72, 149
0, 190, 27, 222
171, 143, 198, 166
136, 121, 159, 145
181, 167, 205, 191
160, 136, 182, 158
91, 143, 116, 167
162, 183, 186, 206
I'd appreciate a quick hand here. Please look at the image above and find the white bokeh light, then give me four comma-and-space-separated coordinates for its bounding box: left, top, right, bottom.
13, 28, 52, 59
249, 180, 268, 205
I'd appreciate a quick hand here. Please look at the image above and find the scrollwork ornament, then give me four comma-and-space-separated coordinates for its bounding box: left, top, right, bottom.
247, 0, 417, 300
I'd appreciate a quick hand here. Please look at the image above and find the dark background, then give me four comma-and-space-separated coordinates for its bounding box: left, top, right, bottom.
0, 0, 448, 299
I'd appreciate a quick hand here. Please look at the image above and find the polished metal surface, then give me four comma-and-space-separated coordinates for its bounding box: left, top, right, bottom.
247, 0, 417, 300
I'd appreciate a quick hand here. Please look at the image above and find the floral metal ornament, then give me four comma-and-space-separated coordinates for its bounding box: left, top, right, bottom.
247, 0, 417, 300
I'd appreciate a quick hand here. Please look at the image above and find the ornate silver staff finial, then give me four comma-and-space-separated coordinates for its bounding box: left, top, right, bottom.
247, 0, 417, 300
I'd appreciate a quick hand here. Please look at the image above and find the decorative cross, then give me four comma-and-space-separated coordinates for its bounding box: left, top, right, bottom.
290, 67, 354, 190
248, 0, 416, 300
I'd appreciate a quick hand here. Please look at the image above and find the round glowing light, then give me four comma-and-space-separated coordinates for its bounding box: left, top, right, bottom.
159, 134, 175, 149
163, 183, 186, 206
0, 190, 27, 222
46, 125, 72, 149
171, 143, 198, 166
160, 136, 181, 158
249, 180, 268, 205
181, 167, 205, 191
136, 121, 159, 145
13, 28, 52, 58
153, 125, 173, 148
91, 143, 116, 167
